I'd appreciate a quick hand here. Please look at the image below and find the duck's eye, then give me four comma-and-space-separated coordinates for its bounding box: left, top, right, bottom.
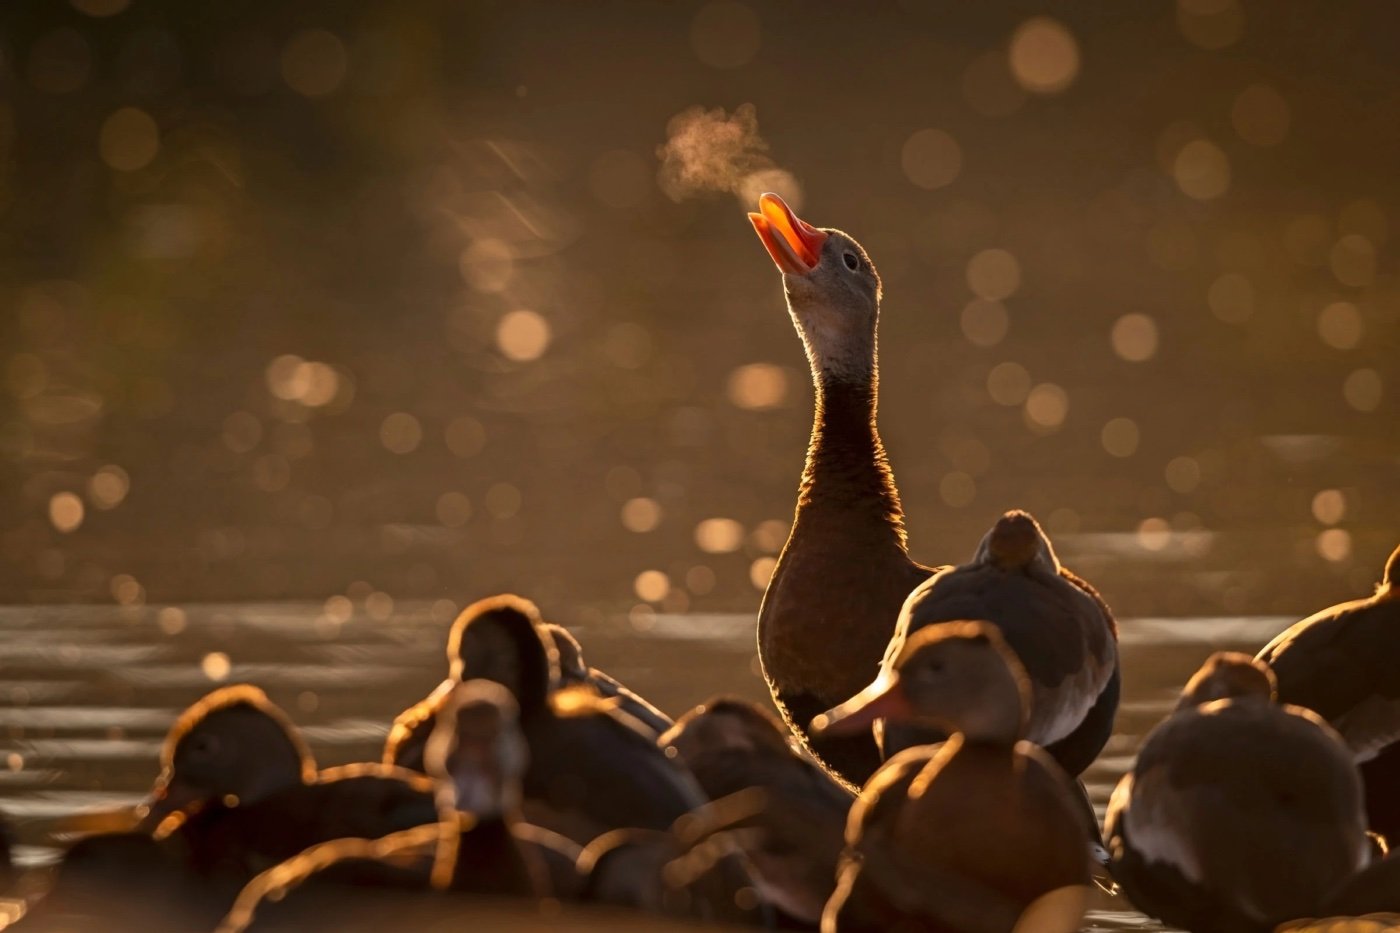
842, 252, 860, 271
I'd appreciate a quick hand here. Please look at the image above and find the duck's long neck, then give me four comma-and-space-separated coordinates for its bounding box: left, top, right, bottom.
793, 359, 908, 551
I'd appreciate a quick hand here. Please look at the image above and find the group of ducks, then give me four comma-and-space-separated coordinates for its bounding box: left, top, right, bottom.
2, 193, 1397, 933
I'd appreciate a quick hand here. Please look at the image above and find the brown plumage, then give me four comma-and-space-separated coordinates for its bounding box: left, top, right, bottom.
813, 622, 1091, 933
1105, 653, 1371, 933
384, 594, 707, 845
659, 697, 851, 924
877, 510, 1119, 780
1256, 542, 1400, 840
749, 192, 938, 790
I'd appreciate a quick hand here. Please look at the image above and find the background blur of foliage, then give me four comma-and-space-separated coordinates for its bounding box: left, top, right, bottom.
1, 0, 1397, 622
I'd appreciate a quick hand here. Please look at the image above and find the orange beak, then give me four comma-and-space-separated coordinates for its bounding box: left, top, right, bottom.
748, 192, 828, 275
809, 674, 913, 738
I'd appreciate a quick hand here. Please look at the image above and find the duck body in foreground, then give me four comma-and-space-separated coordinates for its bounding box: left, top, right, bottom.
1105, 653, 1372, 933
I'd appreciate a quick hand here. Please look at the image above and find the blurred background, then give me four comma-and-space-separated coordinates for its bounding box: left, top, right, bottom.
2, 0, 1397, 626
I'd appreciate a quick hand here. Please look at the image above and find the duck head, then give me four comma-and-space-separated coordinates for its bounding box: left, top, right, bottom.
425, 679, 529, 820
144, 685, 314, 827
1176, 652, 1276, 710
972, 510, 1061, 579
447, 594, 560, 716
812, 621, 1031, 745
660, 696, 793, 763
749, 192, 882, 384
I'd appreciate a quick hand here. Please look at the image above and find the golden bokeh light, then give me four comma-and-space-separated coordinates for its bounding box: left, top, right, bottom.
960, 51, 1025, 117
694, 518, 744, 554
1342, 368, 1382, 412
435, 492, 473, 528
1111, 313, 1159, 362
690, 1, 761, 69
1231, 84, 1290, 147
966, 248, 1021, 301
1101, 418, 1140, 457
749, 518, 788, 553
444, 416, 486, 458
1024, 383, 1069, 431
1315, 528, 1351, 563
1164, 456, 1202, 494
686, 565, 716, 595
1207, 272, 1254, 323
49, 491, 84, 533
379, 412, 423, 454
1008, 17, 1080, 95
88, 465, 130, 510
960, 299, 1009, 347
111, 573, 143, 607
1329, 234, 1376, 287
323, 595, 354, 624
1317, 302, 1363, 350
1311, 489, 1345, 526
726, 363, 789, 410
749, 556, 777, 591
252, 453, 290, 491
939, 471, 976, 508
900, 129, 962, 190
496, 309, 551, 361
365, 591, 394, 621
1136, 517, 1171, 551
99, 107, 159, 172
280, 29, 348, 97
201, 651, 232, 681
156, 607, 187, 636
459, 238, 515, 293
621, 497, 663, 533
634, 569, 670, 602
987, 361, 1032, 406
1172, 139, 1230, 200
484, 482, 522, 519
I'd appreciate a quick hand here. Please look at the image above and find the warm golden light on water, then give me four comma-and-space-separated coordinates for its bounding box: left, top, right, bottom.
1008, 17, 1079, 94
280, 29, 348, 97
1111, 314, 1159, 362
694, 518, 744, 554
49, 492, 85, 533
966, 249, 1021, 302
99, 107, 159, 171
633, 570, 670, 602
960, 299, 1009, 348
1172, 140, 1230, 200
1311, 490, 1345, 526
496, 310, 551, 361
1024, 383, 1069, 432
900, 129, 962, 191
726, 363, 789, 410
987, 362, 1032, 406
621, 497, 663, 533
1101, 418, 1140, 458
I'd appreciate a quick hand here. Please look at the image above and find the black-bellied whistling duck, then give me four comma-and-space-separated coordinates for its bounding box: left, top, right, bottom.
1315, 852, 1400, 917
1256, 542, 1400, 841
384, 594, 707, 844
211, 680, 572, 933
876, 510, 1119, 779
813, 622, 1092, 933
546, 622, 673, 734
748, 191, 938, 788
659, 697, 850, 926
1104, 652, 1371, 933
142, 685, 317, 827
